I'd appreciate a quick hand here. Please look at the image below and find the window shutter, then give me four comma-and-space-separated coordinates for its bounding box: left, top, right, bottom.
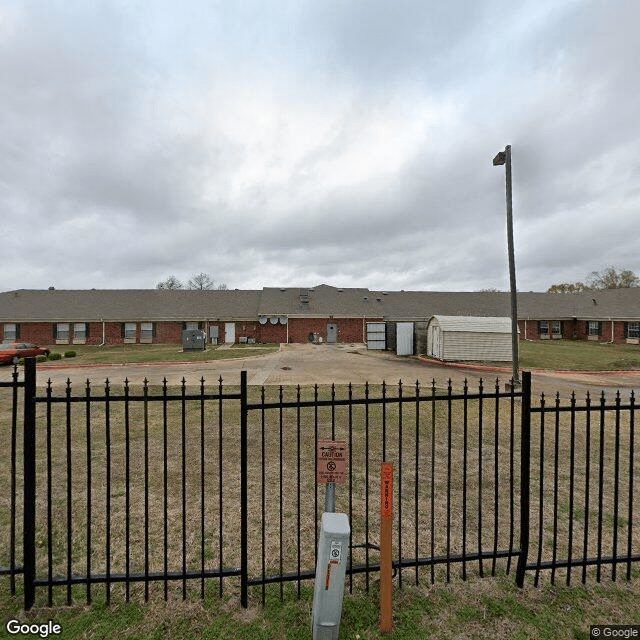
121, 323, 125, 339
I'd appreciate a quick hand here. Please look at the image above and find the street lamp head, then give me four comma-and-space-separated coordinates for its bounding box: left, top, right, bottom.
492, 151, 506, 166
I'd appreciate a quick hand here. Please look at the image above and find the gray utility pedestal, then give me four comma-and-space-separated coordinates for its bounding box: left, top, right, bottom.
182, 329, 206, 351
312, 512, 350, 640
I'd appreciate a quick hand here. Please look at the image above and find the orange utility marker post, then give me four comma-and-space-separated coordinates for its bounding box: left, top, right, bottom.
380, 462, 393, 634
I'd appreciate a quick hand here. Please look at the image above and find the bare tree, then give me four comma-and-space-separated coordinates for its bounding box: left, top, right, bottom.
187, 272, 227, 290
156, 275, 183, 290
188, 272, 214, 290
586, 267, 639, 290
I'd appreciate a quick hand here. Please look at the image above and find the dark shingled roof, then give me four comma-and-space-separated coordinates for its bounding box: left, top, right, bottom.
1, 286, 639, 323
259, 284, 384, 317
0, 289, 262, 322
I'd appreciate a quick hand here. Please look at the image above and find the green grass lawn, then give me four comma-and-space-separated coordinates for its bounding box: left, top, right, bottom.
42, 343, 280, 365
518, 340, 640, 371
2, 573, 639, 639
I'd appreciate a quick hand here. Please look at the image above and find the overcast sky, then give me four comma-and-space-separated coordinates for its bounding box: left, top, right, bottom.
2, 0, 638, 293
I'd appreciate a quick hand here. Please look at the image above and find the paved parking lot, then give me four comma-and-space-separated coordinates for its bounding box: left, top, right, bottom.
3, 343, 639, 399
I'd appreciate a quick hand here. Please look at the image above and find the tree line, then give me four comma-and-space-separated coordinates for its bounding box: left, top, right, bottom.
156, 273, 228, 291
547, 267, 639, 293
156, 267, 638, 293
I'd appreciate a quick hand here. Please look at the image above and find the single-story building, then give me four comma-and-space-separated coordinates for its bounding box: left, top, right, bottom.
516, 289, 640, 344
0, 285, 384, 347
1, 285, 638, 348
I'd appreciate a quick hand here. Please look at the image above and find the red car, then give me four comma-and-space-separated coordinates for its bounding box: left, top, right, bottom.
0, 343, 51, 365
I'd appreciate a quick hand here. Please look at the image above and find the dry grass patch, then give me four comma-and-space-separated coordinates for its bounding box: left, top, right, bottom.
0, 378, 638, 614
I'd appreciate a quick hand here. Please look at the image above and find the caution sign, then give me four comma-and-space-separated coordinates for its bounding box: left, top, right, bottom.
317, 440, 348, 485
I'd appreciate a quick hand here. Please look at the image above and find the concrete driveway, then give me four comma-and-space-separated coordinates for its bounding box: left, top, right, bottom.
4, 343, 639, 400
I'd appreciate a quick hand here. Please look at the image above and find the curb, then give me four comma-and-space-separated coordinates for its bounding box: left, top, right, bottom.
414, 356, 640, 377
36, 348, 281, 371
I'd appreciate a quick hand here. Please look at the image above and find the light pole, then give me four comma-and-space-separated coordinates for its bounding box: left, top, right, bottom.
493, 144, 520, 387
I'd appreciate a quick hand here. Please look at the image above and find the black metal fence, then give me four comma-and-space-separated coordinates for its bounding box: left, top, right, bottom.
527, 388, 638, 585
0, 360, 637, 610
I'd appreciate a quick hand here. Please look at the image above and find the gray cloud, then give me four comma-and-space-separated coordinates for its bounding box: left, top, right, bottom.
1, 0, 639, 293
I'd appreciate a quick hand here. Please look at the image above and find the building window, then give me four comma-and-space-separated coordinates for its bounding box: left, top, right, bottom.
539, 320, 562, 339
123, 322, 137, 342
74, 323, 88, 343
184, 321, 200, 331
3, 323, 19, 341
56, 323, 70, 342
140, 322, 155, 343
627, 322, 640, 339
588, 321, 601, 337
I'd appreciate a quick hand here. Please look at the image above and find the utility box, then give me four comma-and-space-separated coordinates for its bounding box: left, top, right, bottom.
182, 329, 206, 351
312, 512, 350, 640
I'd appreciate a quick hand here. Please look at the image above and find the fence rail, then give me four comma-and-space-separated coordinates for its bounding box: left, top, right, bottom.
527, 389, 637, 585
0, 359, 637, 611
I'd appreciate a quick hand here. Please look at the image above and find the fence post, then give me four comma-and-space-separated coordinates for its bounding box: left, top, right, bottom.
516, 370, 531, 587
240, 370, 248, 608
23, 358, 37, 610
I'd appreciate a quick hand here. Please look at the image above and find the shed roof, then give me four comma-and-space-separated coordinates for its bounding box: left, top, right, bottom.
428, 316, 514, 333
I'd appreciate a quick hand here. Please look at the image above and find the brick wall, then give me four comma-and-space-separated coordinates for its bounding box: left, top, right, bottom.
156, 322, 182, 343
518, 319, 630, 344
0, 318, 378, 346
8, 322, 54, 345
287, 317, 380, 343
257, 322, 287, 344
84, 321, 119, 345
519, 319, 580, 341
7, 318, 631, 347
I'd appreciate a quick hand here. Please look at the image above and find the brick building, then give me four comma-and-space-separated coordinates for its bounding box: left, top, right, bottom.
1, 285, 639, 347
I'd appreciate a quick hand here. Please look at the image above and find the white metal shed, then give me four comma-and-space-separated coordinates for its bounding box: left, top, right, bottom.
426, 316, 515, 361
